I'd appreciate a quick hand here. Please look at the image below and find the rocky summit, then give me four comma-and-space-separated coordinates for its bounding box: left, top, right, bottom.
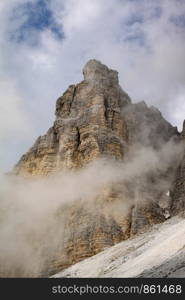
14, 59, 131, 176
12, 59, 184, 276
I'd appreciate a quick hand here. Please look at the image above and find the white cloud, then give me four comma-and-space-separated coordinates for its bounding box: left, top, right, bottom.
0, 80, 31, 139
0, 0, 185, 171
0, 79, 33, 171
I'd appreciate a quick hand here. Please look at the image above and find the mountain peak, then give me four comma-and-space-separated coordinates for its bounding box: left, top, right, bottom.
12, 60, 181, 277
83, 59, 118, 85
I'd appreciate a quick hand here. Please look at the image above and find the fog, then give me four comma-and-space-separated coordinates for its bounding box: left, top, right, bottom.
0, 131, 183, 276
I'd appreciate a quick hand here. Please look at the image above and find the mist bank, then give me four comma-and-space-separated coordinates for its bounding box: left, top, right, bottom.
0, 134, 183, 277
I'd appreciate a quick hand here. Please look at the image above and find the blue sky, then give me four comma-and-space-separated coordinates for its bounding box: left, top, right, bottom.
0, 0, 185, 172
11, 0, 64, 44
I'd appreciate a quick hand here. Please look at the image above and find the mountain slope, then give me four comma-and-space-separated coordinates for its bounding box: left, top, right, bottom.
52, 216, 185, 278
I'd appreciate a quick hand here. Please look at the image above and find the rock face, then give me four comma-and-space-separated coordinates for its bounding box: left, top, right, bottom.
122, 101, 177, 148
14, 60, 130, 176
13, 59, 180, 276
170, 121, 185, 215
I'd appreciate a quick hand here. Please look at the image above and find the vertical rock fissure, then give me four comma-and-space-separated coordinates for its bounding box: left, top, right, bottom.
69, 86, 76, 114
104, 97, 109, 122
76, 127, 81, 149
111, 110, 115, 130
53, 129, 60, 153
127, 205, 135, 237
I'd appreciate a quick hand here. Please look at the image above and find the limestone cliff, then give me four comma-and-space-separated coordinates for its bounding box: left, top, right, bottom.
14, 60, 131, 176
13, 59, 180, 276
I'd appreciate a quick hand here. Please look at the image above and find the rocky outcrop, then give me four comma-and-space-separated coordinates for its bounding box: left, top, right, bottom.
14, 60, 131, 177
13, 59, 180, 276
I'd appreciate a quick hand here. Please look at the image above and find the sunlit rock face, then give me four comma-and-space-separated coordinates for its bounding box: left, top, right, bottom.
14, 59, 131, 177
12, 60, 180, 276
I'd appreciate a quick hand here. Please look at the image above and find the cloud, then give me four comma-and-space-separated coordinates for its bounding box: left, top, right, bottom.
0, 133, 183, 276
0, 0, 185, 170
0, 79, 33, 171
0, 81, 28, 138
